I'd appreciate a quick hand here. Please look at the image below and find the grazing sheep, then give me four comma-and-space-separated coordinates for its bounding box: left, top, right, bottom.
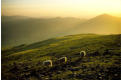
43, 60, 53, 67
58, 57, 67, 63
80, 51, 86, 57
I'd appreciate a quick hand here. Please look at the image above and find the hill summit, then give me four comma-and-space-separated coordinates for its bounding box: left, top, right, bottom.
2, 14, 121, 47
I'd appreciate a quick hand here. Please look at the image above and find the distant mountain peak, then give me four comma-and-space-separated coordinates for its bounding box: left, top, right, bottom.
100, 13, 111, 16
90, 13, 118, 21
96, 13, 113, 18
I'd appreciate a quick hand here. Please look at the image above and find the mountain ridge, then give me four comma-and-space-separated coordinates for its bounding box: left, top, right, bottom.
2, 14, 121, 47
72, 14, 121, 34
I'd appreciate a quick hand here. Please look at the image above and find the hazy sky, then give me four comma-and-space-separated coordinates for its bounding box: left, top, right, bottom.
2, 0, 121, 18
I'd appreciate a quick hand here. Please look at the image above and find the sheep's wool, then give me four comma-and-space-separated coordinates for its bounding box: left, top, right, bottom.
43, 60, 52, 67
59, 57, 67, 63
80, 51, 86, 57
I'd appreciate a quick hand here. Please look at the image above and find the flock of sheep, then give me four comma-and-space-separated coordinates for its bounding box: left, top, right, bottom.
43, 51, 86, 67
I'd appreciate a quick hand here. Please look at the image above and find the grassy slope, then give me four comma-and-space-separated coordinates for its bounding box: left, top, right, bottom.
2, 14, 121, 47
2, 34, 121, 80
2, 16, 84, 47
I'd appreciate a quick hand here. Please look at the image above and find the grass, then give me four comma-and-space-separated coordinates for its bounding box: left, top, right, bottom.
2, 34, 121, 80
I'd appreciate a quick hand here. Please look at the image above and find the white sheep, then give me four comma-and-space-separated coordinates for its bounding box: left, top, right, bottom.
58, 57, 67, 63
80, 51, 86, 57
43, 60, 53, 67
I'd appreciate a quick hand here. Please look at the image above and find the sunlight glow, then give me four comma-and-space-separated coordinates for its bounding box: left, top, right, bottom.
2, 0, 121, 18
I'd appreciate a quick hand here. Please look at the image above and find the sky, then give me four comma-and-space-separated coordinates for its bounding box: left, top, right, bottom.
2, 0, 121, 18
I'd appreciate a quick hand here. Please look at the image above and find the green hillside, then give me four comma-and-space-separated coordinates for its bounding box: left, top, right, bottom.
2, 16, 85, 47
2, 14, 121, 47
2, 34, 121, 80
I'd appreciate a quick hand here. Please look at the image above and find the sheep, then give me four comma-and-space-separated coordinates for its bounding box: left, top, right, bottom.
80, 51, 86, 57
43, 60, 53, 67
58, 57, 67, 63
